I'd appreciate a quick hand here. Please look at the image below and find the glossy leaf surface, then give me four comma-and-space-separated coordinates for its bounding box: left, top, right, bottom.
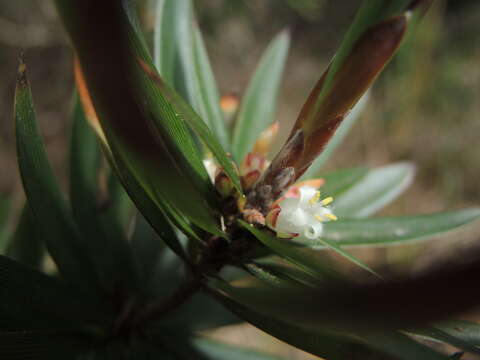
333, 162, 415, 218
319, 208, 480, 247
15, 62, 98, 288
232, 31, 290, 162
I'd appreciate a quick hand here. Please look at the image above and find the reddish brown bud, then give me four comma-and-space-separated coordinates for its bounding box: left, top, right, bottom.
251, 15, 408, 206
215, 170, 235, 198
242, 208, 266, 226
220, 93, 239, 121
252, 122, 280, 156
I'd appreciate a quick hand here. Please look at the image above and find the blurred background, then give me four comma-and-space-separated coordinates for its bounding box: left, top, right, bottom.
0, 0, 479, 358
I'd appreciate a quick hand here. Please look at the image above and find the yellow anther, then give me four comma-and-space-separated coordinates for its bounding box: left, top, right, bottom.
315, 214, 325, 222
321, 197, 333, 206
325, 213, 338, 221
309, 191, 321, 205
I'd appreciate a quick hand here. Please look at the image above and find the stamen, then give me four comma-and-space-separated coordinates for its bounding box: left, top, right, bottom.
309, 191, 321, 205
320, 196, 333, 206
315, 214, 325, 222
325, 213, 338, 221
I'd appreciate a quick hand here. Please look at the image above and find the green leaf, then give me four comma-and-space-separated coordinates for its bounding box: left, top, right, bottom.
130, 60, 222, 233
154, 0, 177, 86
0, 330, 89, 360
192, 27, 229, 149
163, 293, 241, 332
6, 204, 44, 269
305, 237, 380, 278
302, 92, 369, 178
193, 338, 287, 360
106, 147, 189, 260
128, 2, 241, 198
0, 254, 111, 331
252, 260, 320, 288
59, 1, 225, 235
412, 326, 480, 356
70, 95, 138, 294
69, 95, 103, 229
0, 195, 10, 254
232, 30, 290, 162
319, 167, 369, 198
244, 262, 302, 288
138, 58, 243, 194
210, 276, 453, 360
238, 220, 341, 281
436, 321, 480, 346
319, 208, 480, 247
166, 0, 196, 103
122, 0, 148, 50
130, 213, 166, 277
209, 285, 374, 360
333, 162, 415, 218
104, 172, 133, 232
14, 61, 98, 289
153, 0, 229, 149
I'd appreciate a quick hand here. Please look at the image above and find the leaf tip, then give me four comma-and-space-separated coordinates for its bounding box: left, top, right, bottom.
279, 27, 292, 42
16, 52, 28, 89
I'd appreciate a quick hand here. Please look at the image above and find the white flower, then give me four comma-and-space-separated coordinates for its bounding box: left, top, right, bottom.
267, 186, 337, 239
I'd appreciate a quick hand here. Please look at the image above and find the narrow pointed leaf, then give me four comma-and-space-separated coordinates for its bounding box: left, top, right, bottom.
130, 213, 167, 295
137, 59, 242, 193
208, 286, 355, 360
238, 220, 342, 281
75, 59, 207, 245
153, 0, 229, 148
309, 237, 380, 278
0, 195, 10, 254
253, 260, 320, 288
192, 27, 229, 149
319, 167, 369, 198
210, 279, 423, 359
232, 31, 290, 162
210, 282, 451, 359
428, 321, 480, 347
412, 326, 480, 356
62, 3, 224, 236
168, 0, 197, 103
154, 0, 177, 85
210, 254, 480, 332
244, 262, 302, 288
107, 147, 189, 260
69, 95, 102, 228
333, 162, 415, 218
70, 95, 139, 293
14, 61, 98, 288
104, 173, 133, 232
0, 255, 111, 330
6, 205, 43, 269
319, 208, 480, 247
